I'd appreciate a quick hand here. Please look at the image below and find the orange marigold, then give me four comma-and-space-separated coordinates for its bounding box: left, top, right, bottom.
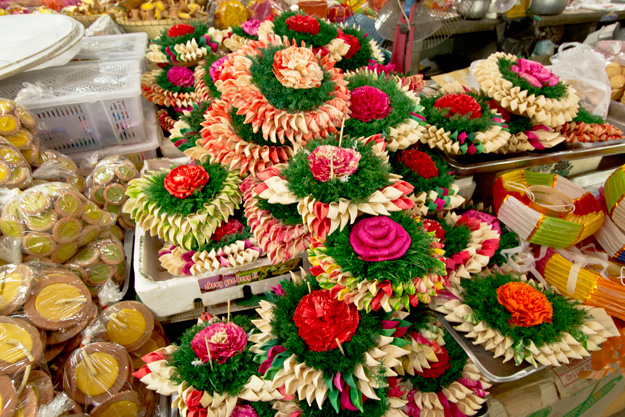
496, 281, 553, 328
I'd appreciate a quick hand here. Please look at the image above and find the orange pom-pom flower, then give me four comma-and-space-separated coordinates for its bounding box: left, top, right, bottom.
496, 281, 553, 327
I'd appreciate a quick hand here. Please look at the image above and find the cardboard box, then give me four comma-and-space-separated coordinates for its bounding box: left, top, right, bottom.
488, 358, 625, 417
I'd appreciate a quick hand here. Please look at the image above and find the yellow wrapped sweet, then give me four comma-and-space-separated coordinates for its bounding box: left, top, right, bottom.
214, 0, 248, 29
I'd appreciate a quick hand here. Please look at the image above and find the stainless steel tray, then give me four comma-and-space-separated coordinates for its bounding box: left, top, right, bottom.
438, 102, 625, 176
436, 313, 549, 383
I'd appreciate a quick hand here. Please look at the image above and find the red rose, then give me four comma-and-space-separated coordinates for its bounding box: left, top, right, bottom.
337, 29, 361, 59
398, 149, 439, 179
433, 93, 482, 119
211, 218, 245, 242
285, 14, 321, 35
167, 24, 196, 38
164, 164, 210, 199
415, 345, 450, 379
293, 289, 360, 352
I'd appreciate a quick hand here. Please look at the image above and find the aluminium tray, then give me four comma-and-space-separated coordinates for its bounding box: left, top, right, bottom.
436, 312, 548, 383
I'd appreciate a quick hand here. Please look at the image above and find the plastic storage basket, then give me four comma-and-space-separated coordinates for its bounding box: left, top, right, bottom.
73, 33, 148, 61
0, 59, 144, 154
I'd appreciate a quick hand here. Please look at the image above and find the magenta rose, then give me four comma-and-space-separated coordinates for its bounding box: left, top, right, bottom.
511, 58, 559, 89
350, 217, 412, 262
241, 19, 261, 36
167, 66, 195, 87
307, 145, 361, 182
231, 405, 258, 417
209, 56, 228, 83
190, 322, 247, 364
350, 86, 392, 122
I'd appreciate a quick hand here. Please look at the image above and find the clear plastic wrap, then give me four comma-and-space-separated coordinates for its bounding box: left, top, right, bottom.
32, 151, 85, 193
66, 235, 126, 296
0, 183, 116, 263
0, 263, 36, 316
0, 137, 32, 189
84, 156, 139, 230
102, 301, 154, 352
0, 98, 40, 168
62, 342, 137, 408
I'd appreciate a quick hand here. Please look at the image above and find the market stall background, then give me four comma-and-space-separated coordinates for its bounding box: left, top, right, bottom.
1, 2, 625, 417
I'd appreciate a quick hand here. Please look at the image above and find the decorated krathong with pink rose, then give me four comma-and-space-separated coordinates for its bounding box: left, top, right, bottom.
133, 314, 283, 417
310, 212, 446, 312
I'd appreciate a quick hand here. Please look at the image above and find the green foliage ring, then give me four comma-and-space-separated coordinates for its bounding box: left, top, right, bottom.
344, 71, 417, 138
573, 106, 605, 124
143, 160, 229, 217
389, 149, 455, 194
272, 11, 338, 48
248, 44, 337, 113
439, 219, 471, 259
419, 90, 495, 135
201, 53, 224, 100
321, 212, 445, 286
334, 27, 374, 72
255, 198, 303, 226
157, 65, 196, 94
282, 136, 391, 204
498, 57, 568, 100
507, 114, 534, 135
461, 273, 589, 348
168, 315, 258, 395
231, 25, 258, 40
268, 277, 382, 377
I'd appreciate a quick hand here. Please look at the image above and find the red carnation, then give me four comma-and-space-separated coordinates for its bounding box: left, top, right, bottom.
211, 218, 245, 243
398, 149, 439, 179
293, 289, 359, 352
421, 219, 445, 241
434, 93, 482, 119
285, 14, 321, 35
415, 345, 450, 379
337, 29, 361, 59
164, 164, 210, 199
167, 24, 196, 38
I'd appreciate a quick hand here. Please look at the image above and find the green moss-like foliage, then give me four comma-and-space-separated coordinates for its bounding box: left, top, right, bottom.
439, 219, 471, 259
298, 386, 390, 417
573, 106, 605, 124
168, 315, 257, 395
498, 57, 568, 100
507, 114, 534, 135
249, 44, 336, 113
462, 273, 590, 348
282, 136, 391, 204
194, 224, 252, 253
344, 71, 416, 138
143, 160, 228, 217
230, 107, 281, 147
155, 22, 208, 49
389, 149, 454, 194
250, 401, 276, 417
322, 212, 445, 285
272, 11, 338, 48
231, 25, 258, 40
420, 91, 494, 134
405, 302, 436, 332
406, 331, 466, 393
334, 26, 374, 72
156, 65, 195, 94
489, 225, 519, 267
269, 277, 382, 377
173, 101, 211, 152
255, 198, 302, 226
201, 53, 224, 99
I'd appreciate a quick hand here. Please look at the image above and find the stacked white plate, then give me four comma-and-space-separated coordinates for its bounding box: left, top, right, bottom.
0, 14, 85, 81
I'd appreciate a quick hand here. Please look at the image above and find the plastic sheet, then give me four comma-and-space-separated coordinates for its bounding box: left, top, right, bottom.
84, 156, 139, 230
32, 150, 84, 193
0, 98, 39, 167
0, 183, 116, 264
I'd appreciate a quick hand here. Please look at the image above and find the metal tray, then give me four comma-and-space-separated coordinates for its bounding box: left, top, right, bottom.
439, 102, 625, 176
436, 313, 548, 383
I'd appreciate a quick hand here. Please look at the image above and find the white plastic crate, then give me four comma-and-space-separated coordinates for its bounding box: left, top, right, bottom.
69, 100, 159, 170
134, 225, 306, 319
73, 33, 148, 61
0, 59, 145, 154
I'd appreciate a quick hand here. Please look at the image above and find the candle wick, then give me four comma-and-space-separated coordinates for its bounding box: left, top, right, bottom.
109, 314, 129, 329
55, 297, 87, 305
307, 281, 312, 294
335, 338, 345, 356
16, 364, 31, 397
205, 337, 213, 371
80, 350, 98, 376
6, 339, 34, 362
